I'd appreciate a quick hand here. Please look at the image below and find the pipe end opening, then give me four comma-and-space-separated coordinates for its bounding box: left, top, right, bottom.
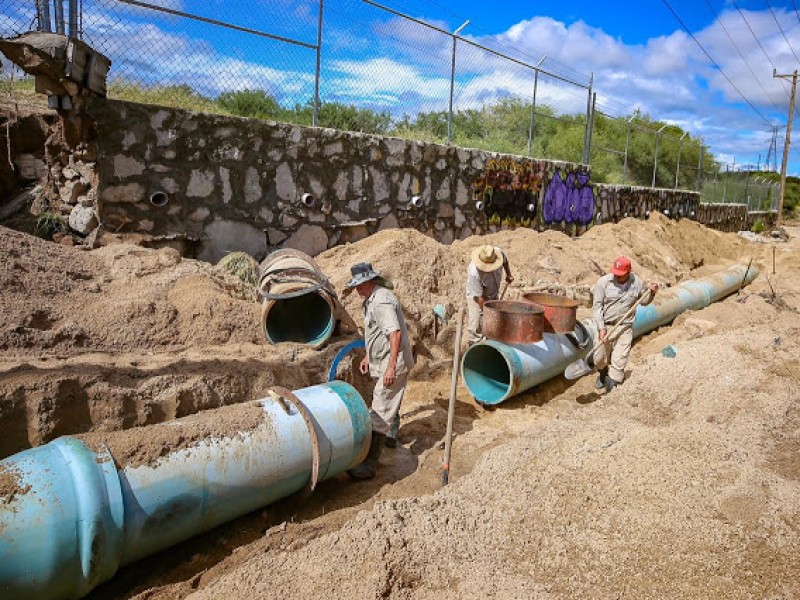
461, 344, 512, 405
264, 292, 334, 347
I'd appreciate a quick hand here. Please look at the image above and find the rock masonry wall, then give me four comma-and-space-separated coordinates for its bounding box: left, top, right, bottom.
2, 98, 777, 260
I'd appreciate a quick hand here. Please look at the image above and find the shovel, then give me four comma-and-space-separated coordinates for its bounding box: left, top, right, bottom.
564, 290, 652, 380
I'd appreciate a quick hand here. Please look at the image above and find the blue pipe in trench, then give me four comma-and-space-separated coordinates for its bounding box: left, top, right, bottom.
0, 381, 371, 600
462, 263, 759, 405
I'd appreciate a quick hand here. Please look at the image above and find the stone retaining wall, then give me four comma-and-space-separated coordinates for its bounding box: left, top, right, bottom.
2, 99, 777, 260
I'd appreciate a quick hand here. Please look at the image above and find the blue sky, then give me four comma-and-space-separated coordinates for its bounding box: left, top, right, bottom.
4, 0, 800, 175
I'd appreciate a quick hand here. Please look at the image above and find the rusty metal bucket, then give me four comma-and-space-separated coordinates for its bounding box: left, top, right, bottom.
482, 300, 544, 344
521, 292, 578, 334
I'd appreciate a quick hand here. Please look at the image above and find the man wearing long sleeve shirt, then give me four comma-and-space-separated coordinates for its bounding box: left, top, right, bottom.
592, 256, 658, 393
465, 245, 514, 344
346, 262, 413, 480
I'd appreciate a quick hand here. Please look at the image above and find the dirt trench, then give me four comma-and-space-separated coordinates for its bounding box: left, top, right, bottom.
1, 217, 798, 598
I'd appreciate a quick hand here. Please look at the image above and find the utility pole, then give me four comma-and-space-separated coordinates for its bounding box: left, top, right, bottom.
773, 69, 798, 227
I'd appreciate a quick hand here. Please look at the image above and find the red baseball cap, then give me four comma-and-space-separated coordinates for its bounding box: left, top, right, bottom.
610, 256, 632, 276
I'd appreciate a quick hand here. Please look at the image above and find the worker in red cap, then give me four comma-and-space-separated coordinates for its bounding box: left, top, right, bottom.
591, 256, 658, 393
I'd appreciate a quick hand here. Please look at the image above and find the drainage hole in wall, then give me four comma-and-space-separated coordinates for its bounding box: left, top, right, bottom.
150, 191, 169, 207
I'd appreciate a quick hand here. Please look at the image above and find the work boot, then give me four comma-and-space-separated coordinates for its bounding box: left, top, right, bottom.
603, 375, 620, 394
385, 415, 399, 448
347, 432, 385, 480
595, 368, 608, 390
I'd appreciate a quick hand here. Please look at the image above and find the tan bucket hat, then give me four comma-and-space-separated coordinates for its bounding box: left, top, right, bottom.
471, 245, 504, 272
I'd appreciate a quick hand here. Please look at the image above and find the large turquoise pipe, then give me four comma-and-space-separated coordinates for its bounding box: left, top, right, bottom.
0, 381, 370, 600
462, 264, 758, 405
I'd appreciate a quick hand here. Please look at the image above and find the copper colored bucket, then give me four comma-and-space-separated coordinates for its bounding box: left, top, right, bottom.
521, 292, 578, 333
482, 300, 544, 344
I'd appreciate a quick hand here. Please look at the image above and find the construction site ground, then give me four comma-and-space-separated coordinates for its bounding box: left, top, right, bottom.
1, 213, 798, 599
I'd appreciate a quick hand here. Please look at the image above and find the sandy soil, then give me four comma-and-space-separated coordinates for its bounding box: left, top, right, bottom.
0, 215, 798, 598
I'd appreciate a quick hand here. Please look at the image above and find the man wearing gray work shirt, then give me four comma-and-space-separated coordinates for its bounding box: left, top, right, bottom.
345, 262, 413, 480
465, 244, 514, 344
592, 256, 658, 393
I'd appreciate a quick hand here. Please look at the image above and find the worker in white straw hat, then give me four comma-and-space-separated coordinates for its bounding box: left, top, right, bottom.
344, 262, 413, 479
465, 244, 514, 344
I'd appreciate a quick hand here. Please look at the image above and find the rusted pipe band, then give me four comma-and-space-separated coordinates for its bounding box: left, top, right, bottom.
269, 386, 322, 493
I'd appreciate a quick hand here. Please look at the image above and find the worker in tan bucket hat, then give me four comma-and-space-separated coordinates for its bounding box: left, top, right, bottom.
465, 244, 514, 344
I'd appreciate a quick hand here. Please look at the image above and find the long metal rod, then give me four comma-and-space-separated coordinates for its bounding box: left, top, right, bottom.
361, 0, 590, 89
68, 0, 78, 37
442, 306, 465, 486
447, 35, 457, 144
527, 69, 539, 156
117, 0, 317, 48
585, 91, 597, 165
54, 0, 64, 34
623, 120, 632, 183
581, 74, 593, 164
312, 0, 324, 127
38, 0, 52, 32
652, 134, 661, 188
696, 144, 704, 191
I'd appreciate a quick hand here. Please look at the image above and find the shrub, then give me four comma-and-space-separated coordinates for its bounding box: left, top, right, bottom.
34, 211, 67, 239
752, 219, 766, 234
217, 251, 260, 288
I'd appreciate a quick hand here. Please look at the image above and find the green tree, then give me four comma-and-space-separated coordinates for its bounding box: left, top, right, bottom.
217, 89, 284, 120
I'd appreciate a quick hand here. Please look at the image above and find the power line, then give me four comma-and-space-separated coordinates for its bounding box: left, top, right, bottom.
662, 0, 773, 125
704, 0, 787, 106
792, 0, 800, 28
732, 0, 794, 100
764, 0, 800, 64
731, 0, 786, 85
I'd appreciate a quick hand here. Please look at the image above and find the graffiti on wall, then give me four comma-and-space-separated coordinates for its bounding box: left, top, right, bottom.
472, 160, 595, 230
472, 159, 543, 226
541, 167, 595, 227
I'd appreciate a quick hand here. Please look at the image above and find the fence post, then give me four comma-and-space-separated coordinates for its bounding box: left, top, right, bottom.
68, 0, 79, 37
623, 116, 633, 184
447, 21, 469, 144
527, 68, 540, 156
53, 0, 65, 34
744, 166, 750, 209
696, 144, 704, 191
37, 0, 52, 32
312, 0, 324, 128
585, 92, 596, 166
674, 131, 687, 189
581, 73, 593, 164
652, 124, 667, 188
712, 167, 718, 202
722, 166, 728, 202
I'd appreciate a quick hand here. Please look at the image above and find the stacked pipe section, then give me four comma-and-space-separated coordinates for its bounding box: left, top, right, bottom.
0, 381, 371, 600
259, 249, 338, 348
462, 264, 758, 405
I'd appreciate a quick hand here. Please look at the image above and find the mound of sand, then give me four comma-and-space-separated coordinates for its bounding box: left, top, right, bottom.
0, 226, 262, 354
188, 230, 800, 600
2, 215, 796, 599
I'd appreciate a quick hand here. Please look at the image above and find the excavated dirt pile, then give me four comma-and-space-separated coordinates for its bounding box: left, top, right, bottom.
1, 214, 798, 598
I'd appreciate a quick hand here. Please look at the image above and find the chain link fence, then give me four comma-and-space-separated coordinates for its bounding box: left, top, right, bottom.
0, 0, 781, 202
